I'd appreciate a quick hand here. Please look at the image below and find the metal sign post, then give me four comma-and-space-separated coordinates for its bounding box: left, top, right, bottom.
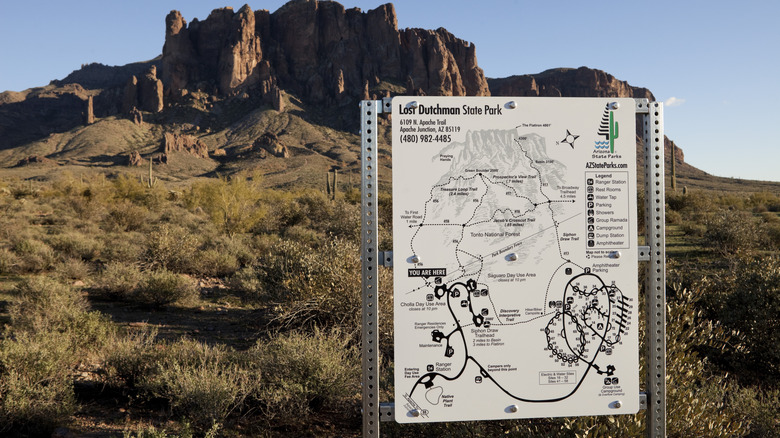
639, 100, 666, 438
360, 97, 666, 437
360, 98, 392, 438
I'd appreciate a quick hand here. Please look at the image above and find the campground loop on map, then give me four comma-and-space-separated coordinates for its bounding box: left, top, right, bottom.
392, 97, 639, 423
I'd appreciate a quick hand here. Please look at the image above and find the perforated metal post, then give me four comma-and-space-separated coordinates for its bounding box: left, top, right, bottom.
641, 100, 666, 437
360, 100, 381, 437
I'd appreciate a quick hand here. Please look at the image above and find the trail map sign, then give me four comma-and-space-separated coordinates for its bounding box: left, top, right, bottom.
391, 97, 640, 423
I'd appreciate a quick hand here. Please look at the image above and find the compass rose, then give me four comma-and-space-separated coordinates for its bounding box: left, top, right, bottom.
559, 129, 580, 149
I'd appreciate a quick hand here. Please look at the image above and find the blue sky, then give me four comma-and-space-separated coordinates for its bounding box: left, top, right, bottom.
1, 1, 778, 182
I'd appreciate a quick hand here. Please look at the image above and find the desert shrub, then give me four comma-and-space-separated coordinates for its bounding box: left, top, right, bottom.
101, 231, 146, 263
324, 199, 360, 241
680, 221, 706, 237
760, 211, 780, 224
145, 224, 200, 273
185, 174, 265, 237
282, 223, 324, 246
101, 261, 144, 299
135, 269, 198, 307
122, 426, 171, 438
46, 230, 104, 260
192, 248, 240, 277
259, 191, 361, 242
294, 190, 335, 227
9, 276, 89, 333
102, 326, 160, 389
665, 190, 712, 222
260, 237, 362, 329
709, 256, 780, 380
190, 235, 251, 277
702, 209, 765, 258
112, 173, 167, 209
12, 237, 57, 272
249, 328, 359, 423
54, 256, 92, 280
663, 285, 750, 437
748, 191, 780, 213
121, 417, 222, 438
730, 387, 780, 437
139, 339, 251, 429
259, 236, 393, 345
766, 222, 780, 249
9, 276, 117, 365
155, 359, 250, 427
0, 332, 76, 436
65, 191, 105, 221
665, 208, 683, 225
0, 247, 16, 274
228, 266, 264, 300
105, 199, 150, 232
0, 276, 115, 435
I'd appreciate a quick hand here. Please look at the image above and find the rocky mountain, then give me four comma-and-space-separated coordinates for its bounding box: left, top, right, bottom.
0, 0, 748, 191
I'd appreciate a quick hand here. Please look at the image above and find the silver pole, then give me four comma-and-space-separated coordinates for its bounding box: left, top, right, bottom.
360, 100, 381, 438
642, 101, 666, 437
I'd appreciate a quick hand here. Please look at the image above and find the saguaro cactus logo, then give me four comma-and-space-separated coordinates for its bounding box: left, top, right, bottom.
596, 104, 619, 153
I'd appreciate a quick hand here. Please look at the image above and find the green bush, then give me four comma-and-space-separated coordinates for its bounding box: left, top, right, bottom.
135, 269, 198, 307
105, 199, 150, 232
703, 209, 765, 258
54, 256, 92, 280
100, 261, 144, 299
9, 276, 89, 333
155, 360, 250, 427
0, 247, 16, 274
100, 231, 145, 263
46, 230, 104, 261
260, 237, 363, 329
663, 285, 751, 437
12, 237, 57, 273
102, 326, 160, 389
112, 173, 167, 209
192, 248, 240, 278
228, 266, 264, 300
0, 332, 76, 436
140, 339, 251, 429
665, 208, 683, 225
712, 256, 780, 379
249, 328, 359, 422
145, 224, 200, 273
184, 174, 266, 237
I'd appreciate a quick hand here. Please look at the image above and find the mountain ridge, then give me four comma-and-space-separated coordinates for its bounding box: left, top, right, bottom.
0, 0, 776, 192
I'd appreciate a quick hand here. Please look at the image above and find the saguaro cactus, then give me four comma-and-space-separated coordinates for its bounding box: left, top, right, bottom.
670, 142, 677, 191
143, 158, 157, 188
609, 111, 619, 154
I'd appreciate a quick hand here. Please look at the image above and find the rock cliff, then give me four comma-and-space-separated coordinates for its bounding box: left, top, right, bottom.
488, 67, 654, 100
161, 1, 490, 104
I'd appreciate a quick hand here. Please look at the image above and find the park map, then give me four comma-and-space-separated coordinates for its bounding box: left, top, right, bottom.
392, 97, 640, 423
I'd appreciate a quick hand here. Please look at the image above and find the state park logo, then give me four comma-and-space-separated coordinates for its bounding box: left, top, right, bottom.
595, 103, 619, 154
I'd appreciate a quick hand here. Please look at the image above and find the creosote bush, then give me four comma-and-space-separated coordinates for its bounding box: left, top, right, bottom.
135, 269, 198, 307
248, 328, 360, 423
145, 223, 200, 273
703, 209, 766, 257
140, 339, 252, 429
0, 332, 76, 436
100, 261, 144, 299
1, 276, 117, 435
707, 255, 780, 379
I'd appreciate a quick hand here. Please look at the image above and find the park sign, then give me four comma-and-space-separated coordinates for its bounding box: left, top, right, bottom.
391, 97, 640, 423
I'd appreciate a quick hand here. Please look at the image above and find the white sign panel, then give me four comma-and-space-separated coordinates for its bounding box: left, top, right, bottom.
392, 97, 639, 423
